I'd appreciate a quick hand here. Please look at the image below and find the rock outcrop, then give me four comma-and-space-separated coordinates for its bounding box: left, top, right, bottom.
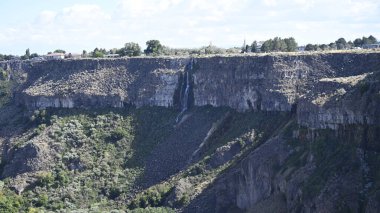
1, 52, 380, 212
2, 52, 379, 130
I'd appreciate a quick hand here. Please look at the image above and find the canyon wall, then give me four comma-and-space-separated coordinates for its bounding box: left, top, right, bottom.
1, 52, 380, 129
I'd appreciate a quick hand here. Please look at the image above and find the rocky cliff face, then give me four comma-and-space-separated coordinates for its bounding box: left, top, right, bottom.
2, 52, 379, 130
0, 52, 380, 212
192, 53, 380, 129
0, 58, 189, 109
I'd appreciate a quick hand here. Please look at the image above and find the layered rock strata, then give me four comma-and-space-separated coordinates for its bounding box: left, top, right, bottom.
1, 52, 379, 129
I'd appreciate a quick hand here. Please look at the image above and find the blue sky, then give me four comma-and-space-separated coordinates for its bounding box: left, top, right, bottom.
0, 0, 379, 55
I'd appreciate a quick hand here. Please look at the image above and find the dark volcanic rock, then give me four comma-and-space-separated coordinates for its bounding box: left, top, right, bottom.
2, 142, 53, 178
2, 52, 380, 130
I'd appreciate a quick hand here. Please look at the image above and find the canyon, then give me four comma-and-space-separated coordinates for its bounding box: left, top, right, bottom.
0, 51, 379, 212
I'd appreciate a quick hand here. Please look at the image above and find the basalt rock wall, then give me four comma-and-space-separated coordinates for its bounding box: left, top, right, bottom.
1, 58, 189, 109
1, 52, 380, 129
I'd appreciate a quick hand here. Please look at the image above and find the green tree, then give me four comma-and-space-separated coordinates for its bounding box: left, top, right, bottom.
54, 49, 66, 54
144, 40, 163, 55
261, 39, 273, 52
123, 42, 141, 57
305, 44, 316, 51
241, 40, 250, 53
91, 48, 105, 58
30, 53, 39, 58
319, 44, 328, 51
347, 41, 354, 49
368, 35, 377, 44
93, 51, 104, 58
284, 37, 298, 52
203, 45, 225, 54
251, 41, 258, 52
353, 38, 362, 47
362, 36, 370, 45
272, 37, 287, 51
335, 38, 347, 50
328, 42, 337, 50
25, 48, 30, 59
259, 37, 298, 52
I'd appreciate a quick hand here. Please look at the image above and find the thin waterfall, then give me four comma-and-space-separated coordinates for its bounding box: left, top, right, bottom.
182, 71, 190, 111
176, 59, 194, 123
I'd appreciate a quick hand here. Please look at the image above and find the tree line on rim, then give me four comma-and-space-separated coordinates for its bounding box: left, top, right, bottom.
303, 35, 378, 51
0, 35, 378, 61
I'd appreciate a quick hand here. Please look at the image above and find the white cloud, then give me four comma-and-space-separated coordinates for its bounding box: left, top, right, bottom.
59, 4, 111, 26
262, 0, 278, 7
293, 0, 315, 10
347, 0, 378, 18
0, 0, 379, 55
36, 10, 57, 25
118, 0, 183, 17
1, 4, 117, 54
190, 0, 248, 13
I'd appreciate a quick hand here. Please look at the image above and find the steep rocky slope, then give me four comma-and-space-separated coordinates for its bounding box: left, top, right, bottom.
0, 51, 379, 212
2, 52, 379, 129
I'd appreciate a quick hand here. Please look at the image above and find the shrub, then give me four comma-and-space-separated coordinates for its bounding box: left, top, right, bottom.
129, 207, 175, 213
129, 185, 172, 209
108, 186, 123, 200
0, 69, 8, 81
34, 124, 46, 135
30, 110, 47, 124
106, 128, 128, 143
0, 191, 24, 213
177, 194, 190, 206
56, 170, 69, 186
36, 172, 54, 187
35, 194, 48, 207
27, 207, 40, 213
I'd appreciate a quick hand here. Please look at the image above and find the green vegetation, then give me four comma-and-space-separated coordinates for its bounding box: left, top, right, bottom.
92, 48, 106, 58
144, 40, 164, 56
0, 188, 26, 213
0, 68, 8, 81
53, 49, 66, 54
129, 184, 172, 209
0, 70, 13, 107
129, 207, 175, 213
1, 107, 177, 211
0, 54, 14, 61
119, 42, 142, 57
302, 130, 359, 198
260, 37, 298, 52
0, 100, 378, 212
199, 110, 290, 158
353, 35, 378, 47
304, 35, 378, 51
127, 109, 293, 210
0, 106, 295, 211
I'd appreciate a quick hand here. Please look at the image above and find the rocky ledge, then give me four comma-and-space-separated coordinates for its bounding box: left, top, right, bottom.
1, 52, 380, 129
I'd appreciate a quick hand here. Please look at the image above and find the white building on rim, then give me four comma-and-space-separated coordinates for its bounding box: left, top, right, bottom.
44, 53, 65, 60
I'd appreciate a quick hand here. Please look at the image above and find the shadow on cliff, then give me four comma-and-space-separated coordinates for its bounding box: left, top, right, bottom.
138, 106, 230, 188
304, 70, 380, 150
180, 113, 294, 213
